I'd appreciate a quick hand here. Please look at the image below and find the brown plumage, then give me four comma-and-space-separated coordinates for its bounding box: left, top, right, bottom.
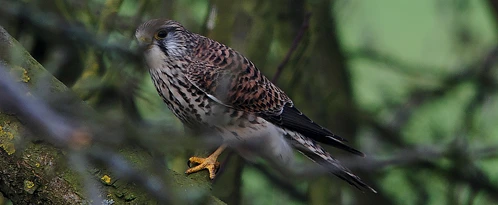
136, 19, 376, 192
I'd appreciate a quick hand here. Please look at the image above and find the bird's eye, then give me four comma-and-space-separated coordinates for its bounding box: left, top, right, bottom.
154, 29, 168, 40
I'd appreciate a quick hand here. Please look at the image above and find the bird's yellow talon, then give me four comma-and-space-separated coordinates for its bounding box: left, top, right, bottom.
185, 156, 220, 179
185, 145, 227, 179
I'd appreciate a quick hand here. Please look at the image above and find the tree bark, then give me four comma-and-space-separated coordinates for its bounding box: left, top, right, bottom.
0, 26, 225, 205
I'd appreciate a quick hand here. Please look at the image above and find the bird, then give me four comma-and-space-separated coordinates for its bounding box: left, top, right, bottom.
135, 19, 376, 193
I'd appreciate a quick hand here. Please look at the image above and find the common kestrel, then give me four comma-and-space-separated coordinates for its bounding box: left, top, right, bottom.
135, 19, 375, 192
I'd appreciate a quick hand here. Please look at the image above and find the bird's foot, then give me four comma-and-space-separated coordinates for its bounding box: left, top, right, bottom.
185, 144, 227, 179
186, 155, 220, 179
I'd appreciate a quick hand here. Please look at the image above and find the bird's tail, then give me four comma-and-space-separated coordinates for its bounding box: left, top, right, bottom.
285, 130, 377, 193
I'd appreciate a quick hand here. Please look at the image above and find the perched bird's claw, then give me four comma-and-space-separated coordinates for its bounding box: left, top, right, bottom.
185, 145, 227, 179
185, 156, 220, 179
187, 159, 194, 168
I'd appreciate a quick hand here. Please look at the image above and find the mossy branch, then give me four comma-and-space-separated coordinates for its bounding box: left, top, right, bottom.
0, 26, 225, 205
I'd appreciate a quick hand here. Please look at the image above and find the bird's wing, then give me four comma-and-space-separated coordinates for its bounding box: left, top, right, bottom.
185, 38, 363, 156
263, 104, 364, 156
186, 38, 289, 115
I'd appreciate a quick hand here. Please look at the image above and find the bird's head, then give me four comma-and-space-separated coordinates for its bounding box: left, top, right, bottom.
135, 19, 196, 60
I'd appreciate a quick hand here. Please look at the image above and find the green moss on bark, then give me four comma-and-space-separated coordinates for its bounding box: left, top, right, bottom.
0, 25, 225, 205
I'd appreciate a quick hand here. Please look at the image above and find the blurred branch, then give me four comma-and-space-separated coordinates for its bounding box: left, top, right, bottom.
347, 48, 446, 79
249, 162, 308, 202
0, 60, 168, 204
349, 45, 498, 90
1, 0, 147, 121
359, 45, 498, 147
295, 143, 498, 201
354, 43, 498, 199
71, 0, 127, 102
0, 0, 140, 61
355, 122, 498, 202
0, 25, 225, 204
356, 119, 498, 201
272, 12, 311, 83
236, 141, 498, 203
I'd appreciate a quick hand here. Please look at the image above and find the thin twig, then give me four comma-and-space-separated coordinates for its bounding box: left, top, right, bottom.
272, 12, 311, 83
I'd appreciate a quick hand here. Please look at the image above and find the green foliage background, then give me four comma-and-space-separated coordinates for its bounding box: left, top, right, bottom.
1, 0, 497, 204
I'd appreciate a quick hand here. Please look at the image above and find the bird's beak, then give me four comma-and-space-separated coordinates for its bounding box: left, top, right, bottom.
135, 34, 152, 51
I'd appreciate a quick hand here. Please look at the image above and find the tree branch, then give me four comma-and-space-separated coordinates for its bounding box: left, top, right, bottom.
272, 12, 311, 83
0, 25, 225, 205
